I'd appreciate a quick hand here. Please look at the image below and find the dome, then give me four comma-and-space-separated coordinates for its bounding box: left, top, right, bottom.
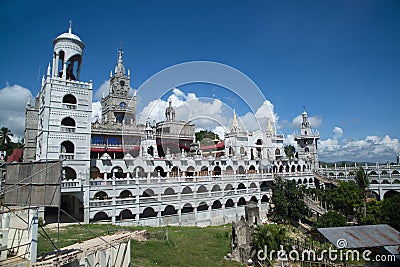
53, 22, 84, 48
54, 32, 82, 43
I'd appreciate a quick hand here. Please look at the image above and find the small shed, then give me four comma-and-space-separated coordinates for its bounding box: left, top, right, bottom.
317, 224, 400, 249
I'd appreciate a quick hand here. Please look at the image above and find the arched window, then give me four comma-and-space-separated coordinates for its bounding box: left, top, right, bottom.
197, 202, 208, 212
142, 189, 155, 197
111, 166, 124, 179
248, 165, 256, 174
182, 203, 194, 214
197, 185, 208, 193
229, 146, 234, 156
140, 207, 157, 218
90, 167, 103, 179
162, 205, 177, 216
62, 167, 76, 180
182, 186, 193, 194
199, 166, 208, 176
163, 187, 176, 195
117, 209, 135, 221
212, 200, 222, 209
225, 166, 234, 175
211, 185, 221, 192
154, 166, 166, 177
213, 166, 221, 176
60, 141, 74, 159
186, 166, 195, 177
119, 190, 133, 198
238, 166, 245, 174
62, 94, 77, 109
94, 191, 108, 200
238, 183, 246, 190
61, 117, 76, 132
171, 166, 181, 177
275, 148, 280, 155
225, 199, 234, 208
305, 147, 310, 153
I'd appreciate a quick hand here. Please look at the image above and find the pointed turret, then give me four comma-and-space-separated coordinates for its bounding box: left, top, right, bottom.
231, 110, 241, 133
266, 118, 273, 136
47, 63, 51, 76
301, 106, 311, 129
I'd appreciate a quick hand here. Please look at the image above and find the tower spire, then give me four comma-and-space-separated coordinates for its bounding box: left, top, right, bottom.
231, 109, 240, 133
114, 46, 125, 76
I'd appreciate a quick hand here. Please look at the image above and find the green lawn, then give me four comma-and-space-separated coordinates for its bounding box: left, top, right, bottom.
38, 224, 242, 267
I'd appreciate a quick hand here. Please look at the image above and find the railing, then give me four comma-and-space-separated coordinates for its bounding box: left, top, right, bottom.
115, 198, 136, 205
211, 191, 223, 197
59, 153, 74, 160
60, 126, 76, 132
61, 179, 80, 188
90, 199, 112, 207
62, 104, 77, 110
161, 195, 179, 201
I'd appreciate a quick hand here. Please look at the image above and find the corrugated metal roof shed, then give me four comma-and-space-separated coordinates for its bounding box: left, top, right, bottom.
317, 224, 400, 249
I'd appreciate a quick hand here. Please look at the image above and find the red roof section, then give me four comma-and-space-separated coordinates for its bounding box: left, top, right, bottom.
6, 148, 23, 163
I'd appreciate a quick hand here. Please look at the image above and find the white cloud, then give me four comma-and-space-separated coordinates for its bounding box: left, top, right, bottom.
319, 135, 400, 163
139, 88, 229, 130
284, 134, 297, 147
238, 100, 279, 133
92, 101, 102, 122
289, 114, 322, 129
93, 80, 109, 101
0, 83, 33, 137
333, 126, 343, 139
212, 125, 227, 140
138, 88, 280, 139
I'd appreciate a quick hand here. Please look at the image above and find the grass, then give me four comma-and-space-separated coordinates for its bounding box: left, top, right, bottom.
38, 224, 242, 267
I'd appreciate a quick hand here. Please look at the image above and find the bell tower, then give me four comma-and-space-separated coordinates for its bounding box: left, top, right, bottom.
294, 107, 320, 170
36, 23, 92, 222
101, 48, 136, 126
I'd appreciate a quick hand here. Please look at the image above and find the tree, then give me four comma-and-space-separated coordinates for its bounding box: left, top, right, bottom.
253, 224, 287, 264
354, 167, 369, 218
329, 181, 362, 217
315, 211, 347, 228
271, 177, 309, 223
284, 145, 296, 160
0, 127, 13, 149
357, 199, 382, 225
195, 130, 219, 144
381, 194, 400, 230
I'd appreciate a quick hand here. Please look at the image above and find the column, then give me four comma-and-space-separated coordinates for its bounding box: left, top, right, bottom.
208, 205, 212, 226
157, 211, 161, 226
55, 53, 59, 77
30, 209, 38, 263
194, 207, 198, 226
178, 209, 182, 226
0, 213, 10, 260
62, 61, 67, 79
52, 54, 56, 77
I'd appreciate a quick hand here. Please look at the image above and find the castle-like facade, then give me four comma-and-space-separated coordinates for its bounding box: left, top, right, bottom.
23, 26, 320, 225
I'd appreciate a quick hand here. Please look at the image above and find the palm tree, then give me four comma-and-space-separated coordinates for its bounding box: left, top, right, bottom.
284, 145, 296, 160
354, 166, 369, 218
0, 127, 13, 149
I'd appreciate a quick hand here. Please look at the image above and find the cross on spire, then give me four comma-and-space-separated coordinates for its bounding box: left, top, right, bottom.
68, 20, 72, 33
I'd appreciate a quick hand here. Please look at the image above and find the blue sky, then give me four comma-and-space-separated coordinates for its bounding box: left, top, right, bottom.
0, 0, 399, 162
